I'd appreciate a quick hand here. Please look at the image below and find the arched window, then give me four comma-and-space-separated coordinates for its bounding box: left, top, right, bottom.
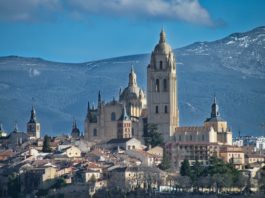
155, 79, 160, 92
160, 61, 163, 69
93, 128, 97, 136
111, 112, 116, 121
164, 105, 168, 114
155, 106, 159, 113
163, 79, 167, 91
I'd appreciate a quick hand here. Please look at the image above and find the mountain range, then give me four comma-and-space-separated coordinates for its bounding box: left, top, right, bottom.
0, 26, 264, 137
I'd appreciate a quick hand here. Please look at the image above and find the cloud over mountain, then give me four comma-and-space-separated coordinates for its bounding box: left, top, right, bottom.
0, 0, 214, 25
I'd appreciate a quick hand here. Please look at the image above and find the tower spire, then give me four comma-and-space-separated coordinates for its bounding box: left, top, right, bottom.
87, 101, 90, 111
211, 95, 220, 118
129, 65, 137, 87
0, 123, 3, 131
14, 121, 18, 132
73, 119, 77, 129
98, 90, 101, 105
119, 104, 130, 121
29, 106, 37, 123
159, 28, 166, 43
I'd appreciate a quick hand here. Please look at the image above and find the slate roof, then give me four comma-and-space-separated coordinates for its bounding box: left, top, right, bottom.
175, 126, 211, 133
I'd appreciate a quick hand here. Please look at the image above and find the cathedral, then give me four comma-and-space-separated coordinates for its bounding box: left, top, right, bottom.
84, 29, 232, 145
84, 66, 146, 142
84, 29, 179, 143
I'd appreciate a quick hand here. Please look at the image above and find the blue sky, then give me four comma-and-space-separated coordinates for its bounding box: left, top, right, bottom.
0, 0, 264, 63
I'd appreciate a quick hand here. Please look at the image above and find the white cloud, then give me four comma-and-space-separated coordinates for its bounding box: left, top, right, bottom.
0, 0, 214, 26
0, 0, 61, 22
66, 0, 214, 26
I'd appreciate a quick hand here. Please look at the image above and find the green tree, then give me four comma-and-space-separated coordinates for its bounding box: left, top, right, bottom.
42, 135, 52, 152
190, 160, 204, 190
143, 123, 164, 147
52, 177, 66, 189
191, 160, 204, 179
159, 146, 171, 170
7, 173, 20, 198
180, 159, 191, 177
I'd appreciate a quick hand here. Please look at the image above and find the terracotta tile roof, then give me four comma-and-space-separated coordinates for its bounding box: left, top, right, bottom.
0, 149, 14, 160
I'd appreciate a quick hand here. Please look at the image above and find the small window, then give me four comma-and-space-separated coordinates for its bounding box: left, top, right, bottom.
163, 79, 167, 91
164, 105, 168, 113
155, 106, 159, 113
160, 61, 163, 69
93, 128, 97, 136
111, 112, 116, 121
155, 79, 160, 92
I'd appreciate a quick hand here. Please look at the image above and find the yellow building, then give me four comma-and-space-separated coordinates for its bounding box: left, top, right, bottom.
219, 146, 245, 170
169, 96, 234, 169
61, 145, 81, 158
245, 154, 265, 164
147, 29, 179, 141
84, 67, 146, 143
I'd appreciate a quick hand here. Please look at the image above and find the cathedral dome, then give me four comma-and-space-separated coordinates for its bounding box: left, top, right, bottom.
154, 42, 172, 54
119, 66, 145, 101
120, 86, 144, 101
153, 29, 172, 54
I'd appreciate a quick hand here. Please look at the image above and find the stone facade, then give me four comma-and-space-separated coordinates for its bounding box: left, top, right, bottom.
219, 146, 245, 170
27, 106, 40, 139
147, 29, 179, 141
167, 97, 234, 169
84, 68, 146, 143
174, 96, 232, 146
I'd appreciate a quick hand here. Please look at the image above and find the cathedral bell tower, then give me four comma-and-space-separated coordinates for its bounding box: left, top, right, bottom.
27, 106, 41, 139
147, 29, 179, 141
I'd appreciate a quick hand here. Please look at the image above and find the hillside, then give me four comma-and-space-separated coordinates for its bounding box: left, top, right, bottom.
0, 26, 264, 136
